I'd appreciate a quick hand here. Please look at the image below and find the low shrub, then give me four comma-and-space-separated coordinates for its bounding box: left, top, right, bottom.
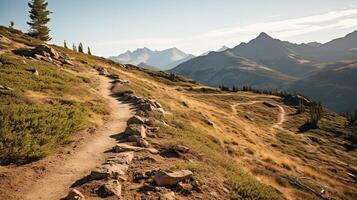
0, 103, 88, 164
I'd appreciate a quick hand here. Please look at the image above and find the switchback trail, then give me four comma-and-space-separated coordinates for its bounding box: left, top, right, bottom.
23, 75, 134, 200
232, 101, 286, 129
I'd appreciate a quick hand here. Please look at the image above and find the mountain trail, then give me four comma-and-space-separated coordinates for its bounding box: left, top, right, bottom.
232, 101, 287, 130
22, 75, 134, 200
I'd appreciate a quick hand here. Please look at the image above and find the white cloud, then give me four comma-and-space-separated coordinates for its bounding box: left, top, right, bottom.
92, 6, 357, 56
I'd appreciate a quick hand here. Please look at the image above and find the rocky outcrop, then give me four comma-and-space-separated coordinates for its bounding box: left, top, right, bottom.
13, 44, 72, 66
154, 170, 193, 186
127, 115, 146, 125
124, 124, 146, 138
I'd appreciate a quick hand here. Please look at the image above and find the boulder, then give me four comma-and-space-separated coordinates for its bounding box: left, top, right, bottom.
112, 143, 143, 153
65, 189, 85, 200
127, 135, 141, 142
127, 115, 146, 125
98, 67, 110, 76
28, 68, 39, 76
125, 124, 146, 138
137, 138, 149, 147
159, 192, 176, 200
90, 164, 128, 179
154, 170, 193, 186
139, 103, 155, 112
63, 59, 74, 65
105, 152, 134, 165
173, 145, 189, 153
97, 180, 121, 197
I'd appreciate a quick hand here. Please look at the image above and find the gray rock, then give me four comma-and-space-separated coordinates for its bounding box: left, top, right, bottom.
65, 189, 85, 200
173, 145, 189, 153
105, 152, 134, 165
90, 164, 128, 179
154, 170, 193, 186
98, 67, 110, 76
137, 138, 149, 147
112, 143, 143, 153
97, 180, 121, 197
63, 59, 74, 65
127, 115, 146, 125
125, 124, 146, 138
127, 135, 141, 142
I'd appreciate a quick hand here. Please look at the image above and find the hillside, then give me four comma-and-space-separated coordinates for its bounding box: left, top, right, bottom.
171, 50, 295, 89
290, 60, 357, 113
109, 47, 194, 70
0, 26, 356, 200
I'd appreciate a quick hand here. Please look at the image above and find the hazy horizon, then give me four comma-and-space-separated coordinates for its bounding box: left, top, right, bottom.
1, 0, 357, 56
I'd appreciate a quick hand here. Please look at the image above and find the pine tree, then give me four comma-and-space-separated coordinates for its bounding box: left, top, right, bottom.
87, 47, 92, 55
308, 102, 323, 128
9, 21, 14, 29
78, 42, 84, 53
27, 0, 51, 41
64, 40, 68, 49
72, 43, 77, 52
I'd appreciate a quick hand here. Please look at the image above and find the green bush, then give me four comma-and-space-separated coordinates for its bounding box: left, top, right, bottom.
0, 103, 88, 164
228, 169, 284, 200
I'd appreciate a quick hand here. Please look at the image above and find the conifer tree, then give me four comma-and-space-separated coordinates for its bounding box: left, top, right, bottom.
64, 40, 68, 49
72, 43, 77, 52
27, 0, 51, 41
78, 42, 84, 53
9, 21, 14, 29
87, 47, 92, 55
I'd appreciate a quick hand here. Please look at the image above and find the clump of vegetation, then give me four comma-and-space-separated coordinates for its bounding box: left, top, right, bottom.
228, 169, 284, 200
0, 104, 88, 164
345, 110, 357, 144
307, 102, 323, 128
296, 99, 306, 114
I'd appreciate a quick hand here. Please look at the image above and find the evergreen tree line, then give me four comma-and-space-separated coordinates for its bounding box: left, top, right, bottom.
218, 84, 306, 99
64, 40, 92, 55
344, 110, 357, 144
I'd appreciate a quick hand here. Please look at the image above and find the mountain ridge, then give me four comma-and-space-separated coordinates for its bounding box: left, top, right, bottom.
109, 47, 194, 70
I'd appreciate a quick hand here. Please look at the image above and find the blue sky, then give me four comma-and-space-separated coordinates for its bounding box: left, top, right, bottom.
1, 0, 357, 56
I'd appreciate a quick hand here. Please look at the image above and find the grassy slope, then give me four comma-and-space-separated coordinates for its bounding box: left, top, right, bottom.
0, 27, 109, 164
0, 26, 356, 199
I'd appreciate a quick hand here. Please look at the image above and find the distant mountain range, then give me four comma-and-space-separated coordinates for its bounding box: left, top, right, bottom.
200, 45, 229, 56
108, 47, 194, 70
171, 31, 357, 113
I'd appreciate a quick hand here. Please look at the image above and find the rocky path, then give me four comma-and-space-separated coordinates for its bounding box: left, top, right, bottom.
23, 75, 134, 200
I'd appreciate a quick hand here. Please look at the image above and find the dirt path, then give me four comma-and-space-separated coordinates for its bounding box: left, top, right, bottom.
232, 101, 286, 129
23, 75, 134, 200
